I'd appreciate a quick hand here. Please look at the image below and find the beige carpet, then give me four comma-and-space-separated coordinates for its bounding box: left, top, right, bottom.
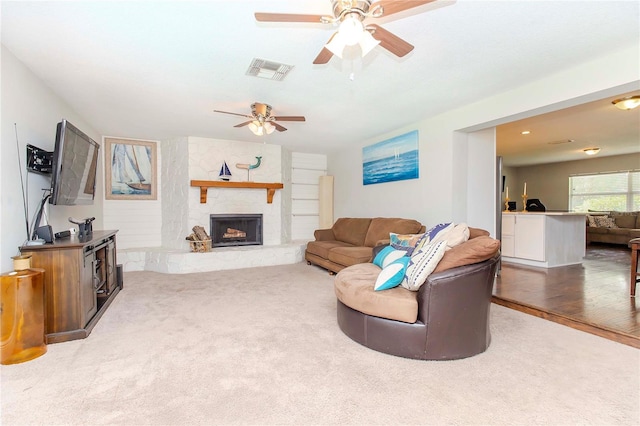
2, 262, 638, 425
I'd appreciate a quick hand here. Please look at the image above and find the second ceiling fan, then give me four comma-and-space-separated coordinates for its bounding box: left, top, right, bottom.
255, 0, 437, 64
214, 102, 306, 136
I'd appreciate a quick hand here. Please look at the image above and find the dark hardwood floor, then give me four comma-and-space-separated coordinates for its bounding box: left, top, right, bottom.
493, 243, 639, 348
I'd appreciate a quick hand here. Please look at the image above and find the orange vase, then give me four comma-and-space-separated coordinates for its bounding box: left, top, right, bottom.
1, 268, 47, 365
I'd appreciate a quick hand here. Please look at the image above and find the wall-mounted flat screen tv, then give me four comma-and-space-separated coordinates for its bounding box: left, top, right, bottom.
50, 119, 100, 205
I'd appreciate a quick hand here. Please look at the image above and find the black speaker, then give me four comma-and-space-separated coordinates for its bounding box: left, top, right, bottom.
36, 225, 53, 243
526, 198, 546, 212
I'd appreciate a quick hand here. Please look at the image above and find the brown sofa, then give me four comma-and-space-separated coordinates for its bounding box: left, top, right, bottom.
586, 211, 640, 245
305, 217, 425, 274
334, 231, 501, 360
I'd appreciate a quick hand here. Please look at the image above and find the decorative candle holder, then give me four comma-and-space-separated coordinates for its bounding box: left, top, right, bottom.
504, 197, 510, 212
522, 194, 528, 212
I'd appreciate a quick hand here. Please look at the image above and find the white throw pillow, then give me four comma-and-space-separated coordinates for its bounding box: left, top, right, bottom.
431, 222, 470, 249
423, 223, 453, 244
402, 241, 447, 291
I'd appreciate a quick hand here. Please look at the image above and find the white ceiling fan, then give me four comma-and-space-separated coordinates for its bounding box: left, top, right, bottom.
254, 0, 439, 63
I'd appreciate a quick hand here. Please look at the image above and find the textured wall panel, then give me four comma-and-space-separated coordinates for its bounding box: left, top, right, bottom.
292, 215, 320, 241
103, 138, 162, 249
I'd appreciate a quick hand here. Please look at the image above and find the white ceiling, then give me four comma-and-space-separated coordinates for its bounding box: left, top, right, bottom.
497, 91, 640, 167
2, 0, 639, 165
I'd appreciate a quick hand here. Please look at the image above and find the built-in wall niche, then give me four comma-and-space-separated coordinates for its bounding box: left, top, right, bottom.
291, 153, 330, 240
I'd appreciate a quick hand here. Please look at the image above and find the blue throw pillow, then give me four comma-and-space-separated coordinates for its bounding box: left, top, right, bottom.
374, 256, 411, 291
373, 245, 406, 268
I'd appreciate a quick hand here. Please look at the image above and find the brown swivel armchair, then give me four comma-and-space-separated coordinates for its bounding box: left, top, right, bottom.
336, 252, 500, 360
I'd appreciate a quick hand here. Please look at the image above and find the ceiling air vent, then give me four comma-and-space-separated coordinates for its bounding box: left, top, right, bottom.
246, 58, 294, 81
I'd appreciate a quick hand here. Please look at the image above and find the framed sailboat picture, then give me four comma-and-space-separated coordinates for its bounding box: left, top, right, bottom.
105, 138, 157, 200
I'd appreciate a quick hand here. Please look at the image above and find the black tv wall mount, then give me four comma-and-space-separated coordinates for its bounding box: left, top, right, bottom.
26, 144, 53, 175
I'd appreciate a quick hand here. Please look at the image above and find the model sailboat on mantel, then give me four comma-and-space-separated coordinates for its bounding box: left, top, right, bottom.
219, 161, 232, 181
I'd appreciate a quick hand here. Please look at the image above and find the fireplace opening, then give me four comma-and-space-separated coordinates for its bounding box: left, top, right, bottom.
210, 214, 263, 247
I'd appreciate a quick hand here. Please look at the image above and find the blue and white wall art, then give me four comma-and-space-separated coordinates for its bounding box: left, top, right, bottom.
362, 130, 419, 185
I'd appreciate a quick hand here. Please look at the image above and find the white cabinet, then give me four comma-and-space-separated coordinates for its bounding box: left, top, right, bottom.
501, 214, 544, 260
501, 215, 515, 257
501, 213, 585, 268
514, 215, 545, 261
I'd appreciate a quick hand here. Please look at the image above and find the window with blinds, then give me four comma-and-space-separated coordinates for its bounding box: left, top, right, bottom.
569, 171, 640, 211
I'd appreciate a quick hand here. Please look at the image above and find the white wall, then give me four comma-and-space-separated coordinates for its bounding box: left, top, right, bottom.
466, 128, 497, 233
512, 153, 640, 211
330, 129, 436, 221
329, 45, 639, 236
1, 45, 103, 272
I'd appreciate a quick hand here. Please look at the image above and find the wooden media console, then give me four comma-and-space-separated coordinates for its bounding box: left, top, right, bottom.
20, 230, 122, 344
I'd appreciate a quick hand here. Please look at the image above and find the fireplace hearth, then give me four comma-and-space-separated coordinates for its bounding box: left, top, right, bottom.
210, 214, 263, 247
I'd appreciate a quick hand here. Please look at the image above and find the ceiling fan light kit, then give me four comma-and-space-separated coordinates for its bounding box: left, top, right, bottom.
254, 0, 437, 64
612, 95, 640, 110
359, 30, 381, 55
337, 13, 364, 45
249, 121, 275, 136
324, 13, 381, 59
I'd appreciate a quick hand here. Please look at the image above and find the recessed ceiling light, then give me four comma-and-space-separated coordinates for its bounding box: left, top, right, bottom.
612, 95, 640, 110
583, 147, 600, 156
521, 130, 531, 135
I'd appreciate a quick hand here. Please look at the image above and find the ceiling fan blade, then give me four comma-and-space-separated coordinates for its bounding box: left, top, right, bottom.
313, 33, 337, 64
372, 0, 437, 17
313, 47, 333, 64
368, 24, 414, 57
273, 116, 306, 122
255, 12, 327, 23
273, 122, 288, 132
214, 110, 253, 119
233, 121, 253, 128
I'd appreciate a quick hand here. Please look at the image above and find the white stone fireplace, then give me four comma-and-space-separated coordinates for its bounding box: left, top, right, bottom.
118, 136, 304, 273
186, 136, 285, 247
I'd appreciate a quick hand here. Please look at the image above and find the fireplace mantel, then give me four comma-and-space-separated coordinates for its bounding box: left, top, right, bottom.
190, 180, 284, 204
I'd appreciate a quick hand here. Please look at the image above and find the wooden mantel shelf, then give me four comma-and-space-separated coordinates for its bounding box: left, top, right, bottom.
190, 180, 284, 204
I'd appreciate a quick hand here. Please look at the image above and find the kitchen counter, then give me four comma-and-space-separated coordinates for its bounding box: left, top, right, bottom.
501, 212, 586, 268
